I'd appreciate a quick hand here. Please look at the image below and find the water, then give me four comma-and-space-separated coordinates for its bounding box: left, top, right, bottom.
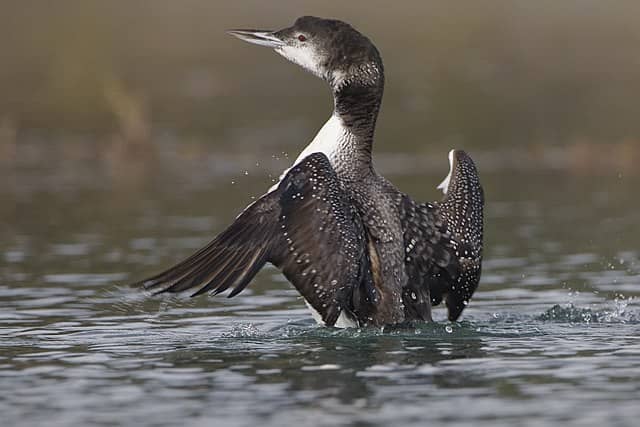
1, 137, 640, 427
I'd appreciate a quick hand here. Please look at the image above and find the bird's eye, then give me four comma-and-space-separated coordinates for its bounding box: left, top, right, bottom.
297, 34, 307, 42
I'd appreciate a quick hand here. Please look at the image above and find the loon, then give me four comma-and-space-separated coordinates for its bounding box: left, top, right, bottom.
132, 16, 484, 327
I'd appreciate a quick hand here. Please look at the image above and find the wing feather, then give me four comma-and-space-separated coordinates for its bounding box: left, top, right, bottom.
131, 152, 376, 327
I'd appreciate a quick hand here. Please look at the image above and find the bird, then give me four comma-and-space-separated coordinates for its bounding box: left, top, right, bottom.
130, 16, 484, 327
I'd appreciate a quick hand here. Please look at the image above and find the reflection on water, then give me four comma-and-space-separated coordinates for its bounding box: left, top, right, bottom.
1, 139, 640, 427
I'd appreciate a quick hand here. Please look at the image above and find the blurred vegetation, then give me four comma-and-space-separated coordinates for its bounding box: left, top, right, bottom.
1, 0, 639, 154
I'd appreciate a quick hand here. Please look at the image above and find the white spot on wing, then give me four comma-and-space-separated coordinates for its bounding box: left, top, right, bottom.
437, 149, 455, 195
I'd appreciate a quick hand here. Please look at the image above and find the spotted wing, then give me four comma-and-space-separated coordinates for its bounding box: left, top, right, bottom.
269, 153, 377, 326
399, 197, 461, 321
133, 153, 376, 327
433, 150, 484, 321
401, 150, 484, 322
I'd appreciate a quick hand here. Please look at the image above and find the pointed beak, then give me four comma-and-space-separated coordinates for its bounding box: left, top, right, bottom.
226, 29, 285, 48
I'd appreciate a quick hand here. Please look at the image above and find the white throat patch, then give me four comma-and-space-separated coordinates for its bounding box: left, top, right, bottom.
276, 45, 325, 79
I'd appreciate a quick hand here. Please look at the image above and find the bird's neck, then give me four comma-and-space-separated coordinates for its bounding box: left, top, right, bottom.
290, 62, 384, 182
327, 63, 385, 179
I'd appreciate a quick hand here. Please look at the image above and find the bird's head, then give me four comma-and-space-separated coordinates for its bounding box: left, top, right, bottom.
228, 16, 383, 91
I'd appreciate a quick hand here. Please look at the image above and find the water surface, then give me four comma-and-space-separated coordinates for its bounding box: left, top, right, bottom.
1, 138, 639, 426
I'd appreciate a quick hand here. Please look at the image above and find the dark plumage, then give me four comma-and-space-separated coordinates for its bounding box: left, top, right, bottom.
429, 150, 484, 320
131, 17, 484, 326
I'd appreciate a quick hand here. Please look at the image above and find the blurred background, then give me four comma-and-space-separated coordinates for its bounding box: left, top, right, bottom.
2, 0, 640, 284
1, 0, 639, 266
1, 0, 639, 159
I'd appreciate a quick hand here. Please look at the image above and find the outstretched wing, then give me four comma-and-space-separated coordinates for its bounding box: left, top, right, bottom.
270, 154, 377, 326
401, 149, 484, 322
132, 153, 376, 327
434, 150, 484, 320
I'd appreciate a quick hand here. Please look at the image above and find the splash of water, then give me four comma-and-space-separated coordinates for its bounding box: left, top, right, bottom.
538, 296, 637, 324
